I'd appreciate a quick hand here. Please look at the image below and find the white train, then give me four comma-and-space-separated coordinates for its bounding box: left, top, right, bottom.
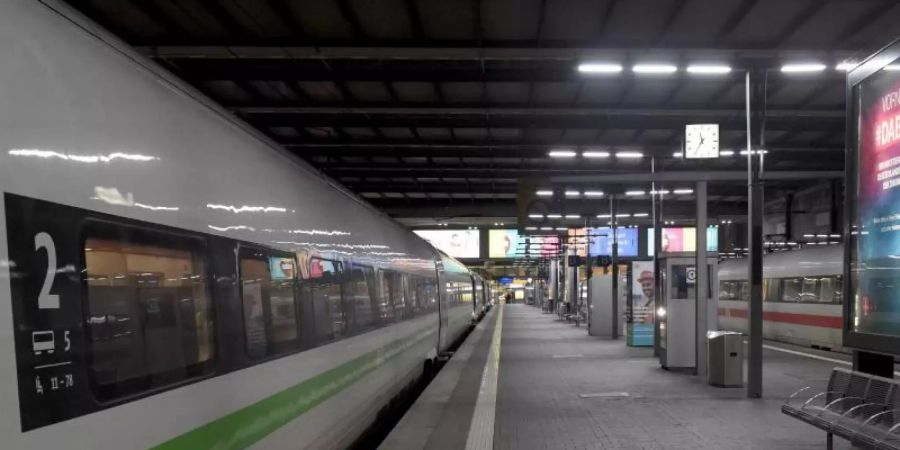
0, 2, 487, 448
718, 245, 844, 351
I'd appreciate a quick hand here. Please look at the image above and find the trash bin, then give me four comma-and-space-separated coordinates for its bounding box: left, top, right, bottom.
707, 331, 743, 387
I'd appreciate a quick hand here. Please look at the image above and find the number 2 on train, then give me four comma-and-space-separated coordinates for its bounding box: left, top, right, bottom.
34, 232, 59, 309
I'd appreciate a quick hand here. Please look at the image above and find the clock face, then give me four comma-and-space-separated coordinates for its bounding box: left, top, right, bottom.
685, 123, 719, 158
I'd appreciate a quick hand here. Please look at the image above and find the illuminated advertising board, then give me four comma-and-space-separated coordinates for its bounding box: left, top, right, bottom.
647, 227, 718, 256
849, 53, 900, 344
489, 229, 559, 258
414, 229, 480, 258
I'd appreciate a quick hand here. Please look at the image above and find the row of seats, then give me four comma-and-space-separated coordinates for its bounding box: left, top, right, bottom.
783, 367, 900, 449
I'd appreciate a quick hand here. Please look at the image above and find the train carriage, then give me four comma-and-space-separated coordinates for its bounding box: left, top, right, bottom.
718, 245, 844, 351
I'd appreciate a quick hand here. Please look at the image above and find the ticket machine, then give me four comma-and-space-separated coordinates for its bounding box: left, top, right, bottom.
657, 255, 718, 371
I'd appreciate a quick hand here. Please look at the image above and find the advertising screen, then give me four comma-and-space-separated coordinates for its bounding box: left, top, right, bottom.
588, 227, 639, 257
269, 256, 296, 279
852, 60, 900, 338
489, 229, 560, 258
414, 229, 480, 258
647, 227, 718, 256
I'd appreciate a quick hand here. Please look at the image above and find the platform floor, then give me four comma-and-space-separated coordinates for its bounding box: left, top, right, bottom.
382, 304, 858, 449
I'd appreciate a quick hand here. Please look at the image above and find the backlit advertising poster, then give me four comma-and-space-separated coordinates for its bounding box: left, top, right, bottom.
488, 229, 559, 258
647, 227, 718, 256
414, 229, 480, 258
852, 60, 900, 338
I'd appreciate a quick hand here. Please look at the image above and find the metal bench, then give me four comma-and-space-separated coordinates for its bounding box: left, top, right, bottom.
783, 367, 900, 449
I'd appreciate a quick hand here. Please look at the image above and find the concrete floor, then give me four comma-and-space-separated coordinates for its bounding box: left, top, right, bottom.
496, 304, 845, 450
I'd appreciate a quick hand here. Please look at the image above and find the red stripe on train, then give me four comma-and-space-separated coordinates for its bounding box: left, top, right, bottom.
717, 308, 842, 329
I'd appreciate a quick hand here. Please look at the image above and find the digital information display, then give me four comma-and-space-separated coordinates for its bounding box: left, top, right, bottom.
647, 227, 718, 256
414, 229, 480, 258
489, 229, 559, 258
851, 59, 900, 338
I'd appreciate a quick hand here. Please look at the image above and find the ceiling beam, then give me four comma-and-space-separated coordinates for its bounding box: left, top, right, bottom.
248, 108, 842, 131
321, 166, 844, 179
136, 45, 864, 61
288, 143, 842, 159
374, 199, 750, 218
716, 0, 759, 40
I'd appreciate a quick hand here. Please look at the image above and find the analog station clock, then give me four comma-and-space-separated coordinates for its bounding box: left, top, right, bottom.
684, 123, 719, 159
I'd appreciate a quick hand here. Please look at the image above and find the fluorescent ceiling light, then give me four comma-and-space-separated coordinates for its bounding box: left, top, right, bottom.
672, 188, 694, 194
583, 150, 611, 158
616, 151, 644, 159
528, 213, 543, 219
577, 63, 623, 74
549, 150, 577, 158
565, 190, 581, 197
835, 62, 858, 71
540, 227, 553, 231
625, 190, 645, 196
830, 234, 841, 238
546, 213, 562, 219
536, 190, 553, 196
555, 227, 568, 231
719, 150, 735, 156
584, 190, 604, 197
633, 64, 677, 74
565, 214, 581, 219
885, 65, 900, 71
739, 149, 769, 155
632, 213, 650, 217
781, 63, 826, 73
596, 213, 611, 218
650, 189, 670, 195
673, 151, 683, 158
686, 64, 732, 74
802, 234, 814, 238
525, 226, 537, 231
615, 213, 631, 218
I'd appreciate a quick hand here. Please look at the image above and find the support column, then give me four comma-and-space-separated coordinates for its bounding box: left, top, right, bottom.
611, 195, 619, 339
747, 69, 766, 399
696, 181, 709, 377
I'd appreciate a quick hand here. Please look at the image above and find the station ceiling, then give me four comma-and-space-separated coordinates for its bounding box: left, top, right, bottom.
64, 0, 900, 226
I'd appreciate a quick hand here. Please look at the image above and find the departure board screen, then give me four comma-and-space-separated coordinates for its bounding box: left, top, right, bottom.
852, 58, 900, 338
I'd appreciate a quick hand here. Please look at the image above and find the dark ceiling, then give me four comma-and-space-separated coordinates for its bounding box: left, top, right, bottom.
63, 0, 899, 226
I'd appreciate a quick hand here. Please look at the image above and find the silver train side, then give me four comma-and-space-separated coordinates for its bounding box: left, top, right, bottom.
717, 245, 844, 351
0, 2, 487, 448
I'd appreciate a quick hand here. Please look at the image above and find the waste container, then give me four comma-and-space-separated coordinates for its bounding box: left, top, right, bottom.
707, 331, 743, 387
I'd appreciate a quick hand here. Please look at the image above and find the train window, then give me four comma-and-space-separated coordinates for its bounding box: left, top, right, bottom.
377, 271, 394, 323
239, 248, 299, 358
305, 257, 344, 343
719, 281, 740, 301
764, 279, 779, 302
84, 233, 213, 401
818, 276, 843, 304
782, 278, 803, 302
345, 265, 375, 332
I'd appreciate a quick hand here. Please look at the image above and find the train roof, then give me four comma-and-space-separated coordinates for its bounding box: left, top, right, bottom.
718, 245, 843, 280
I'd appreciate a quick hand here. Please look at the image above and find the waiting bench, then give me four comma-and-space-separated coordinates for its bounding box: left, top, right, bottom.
782, 367, 900, 449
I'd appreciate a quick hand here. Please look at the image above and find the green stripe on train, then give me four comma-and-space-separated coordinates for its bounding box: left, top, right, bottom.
151, 331, 429, 450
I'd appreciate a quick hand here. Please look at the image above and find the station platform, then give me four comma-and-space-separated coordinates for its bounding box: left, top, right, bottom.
380, 303, 867, 450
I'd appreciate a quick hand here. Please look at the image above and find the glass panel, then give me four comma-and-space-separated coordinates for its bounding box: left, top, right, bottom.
344, 265, 374, 331
240, 258, 268, 358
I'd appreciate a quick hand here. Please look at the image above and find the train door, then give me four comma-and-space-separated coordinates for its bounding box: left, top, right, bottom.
435, 259, 450, 352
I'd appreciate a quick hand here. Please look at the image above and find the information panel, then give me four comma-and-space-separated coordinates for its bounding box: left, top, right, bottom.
589, 227, 639, 257
852, 58, 900, 338
413, 229, 480, 258
489, 229, 560, 258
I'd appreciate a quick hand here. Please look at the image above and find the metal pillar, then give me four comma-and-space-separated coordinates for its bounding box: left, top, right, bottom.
585, 218, 593, 328
652, 159, 663, 356
695, 181, 709, 377
611, 195, 619, 339
746, 69, 766, 399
